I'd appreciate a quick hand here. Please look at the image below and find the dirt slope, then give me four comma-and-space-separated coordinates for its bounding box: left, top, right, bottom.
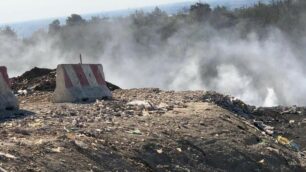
0, 89, 305, 172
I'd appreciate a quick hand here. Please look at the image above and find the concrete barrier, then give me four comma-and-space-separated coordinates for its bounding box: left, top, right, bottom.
0, 66, 18, 110
53, 64, 112, 103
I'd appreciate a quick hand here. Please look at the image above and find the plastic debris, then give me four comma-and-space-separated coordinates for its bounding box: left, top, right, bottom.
254, 121, 274, 135
258, 159, 265, 164
277, 136, 291, 145
127, 129, 142, 135
177, 148, 182, 152
0, 152, 17, 159
290, 142, 300, 152
289, 120, 295, 124
276, 136, 300, 152
157, 149, 163, 154
17, 89, 28, 96
50, 147, 63, 153
127, 100, 155, 110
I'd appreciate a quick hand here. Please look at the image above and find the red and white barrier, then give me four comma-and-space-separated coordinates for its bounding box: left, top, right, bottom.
0, 66, 18, 110
53, 64, 112, 103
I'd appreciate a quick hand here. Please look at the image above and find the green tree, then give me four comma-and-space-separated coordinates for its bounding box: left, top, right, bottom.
0, 26, 17, 38
190, 2, 212, 22
48, 19, 61, 34
66, 14, 86, 26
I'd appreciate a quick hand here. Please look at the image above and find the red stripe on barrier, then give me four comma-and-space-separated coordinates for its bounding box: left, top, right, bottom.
63, 68, 73, 88
72, 65, 90, 86
90, 64, 106, 86
0, 67, 10, 87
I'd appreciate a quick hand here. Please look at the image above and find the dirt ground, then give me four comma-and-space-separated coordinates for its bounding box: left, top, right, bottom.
0, 89, 305, 172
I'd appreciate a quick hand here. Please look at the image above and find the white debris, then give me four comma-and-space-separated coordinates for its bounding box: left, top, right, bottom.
127, 100, 153, 109
17, 89, 28, 96
0, 152, 17, 159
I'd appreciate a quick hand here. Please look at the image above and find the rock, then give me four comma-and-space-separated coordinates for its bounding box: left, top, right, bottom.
74, 140, 89, 149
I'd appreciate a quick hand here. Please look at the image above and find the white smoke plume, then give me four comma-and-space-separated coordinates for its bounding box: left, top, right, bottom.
0, 3, 306, 106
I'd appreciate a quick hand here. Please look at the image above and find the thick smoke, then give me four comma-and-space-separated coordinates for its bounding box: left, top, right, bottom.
0, 2, 306, 106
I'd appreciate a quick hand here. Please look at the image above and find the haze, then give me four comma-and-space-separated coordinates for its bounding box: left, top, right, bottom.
0, 0, 194, 24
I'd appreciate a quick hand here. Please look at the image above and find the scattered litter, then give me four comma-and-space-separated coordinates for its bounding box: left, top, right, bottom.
50, 147, 63, 153
281, 106, 302, 115
157, 149, 163, 154
254, 121, 274, 135
290, 142, 300, 152
0, 152, 17, 159
266, 147, 280, 154
276, 136, 300, 152
258, 159, 265, 164
127, 129, 142, 135
127, 100, 154, 110
203, 91, 255, 116
277, 136, 290, 145
64, 126, 79, 132
17, 89, 28, 96
289, 120, 295, 124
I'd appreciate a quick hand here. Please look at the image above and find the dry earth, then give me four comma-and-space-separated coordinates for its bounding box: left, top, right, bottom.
0, 88, 305, 172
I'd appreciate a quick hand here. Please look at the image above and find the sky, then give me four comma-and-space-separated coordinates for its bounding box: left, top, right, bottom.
0, 0, 194, 24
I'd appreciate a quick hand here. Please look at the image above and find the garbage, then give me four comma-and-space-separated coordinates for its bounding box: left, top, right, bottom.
289, 120, 295, 124
0, 152, 17, 159
177, 148, 182, 152
254, 121, 274, 135
258, 159, 265, 164
203, 91, 255, 117
50, 147, 63, 153
276, 136, 300, 152
157, 149, 163, 154
290, 142, 300, 152
281, 106, 302, 115
17, 89, 28, 96
127, 100, 155, 110
127, 129, 142, 135
277, 136, 290, 145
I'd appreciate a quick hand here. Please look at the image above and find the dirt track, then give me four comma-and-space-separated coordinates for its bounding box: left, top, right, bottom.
0, 89, 305, 171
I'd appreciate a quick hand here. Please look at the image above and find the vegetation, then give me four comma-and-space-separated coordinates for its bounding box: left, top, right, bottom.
1, 0, 305, 43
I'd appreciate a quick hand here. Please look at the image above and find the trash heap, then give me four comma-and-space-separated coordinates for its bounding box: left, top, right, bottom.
10, 67, 56, 93
203, 91, 256, 117
10, 67, 120, 95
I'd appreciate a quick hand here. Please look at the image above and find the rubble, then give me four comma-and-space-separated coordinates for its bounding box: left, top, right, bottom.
203, 91, 256, 117
0, 68, 304, 171
254, 121, 274, 135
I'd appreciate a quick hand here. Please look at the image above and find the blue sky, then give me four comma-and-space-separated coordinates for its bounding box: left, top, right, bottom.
0, 0, 196, 24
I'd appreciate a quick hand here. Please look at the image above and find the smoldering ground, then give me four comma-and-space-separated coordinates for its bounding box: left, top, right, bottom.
1, 2, 306, 106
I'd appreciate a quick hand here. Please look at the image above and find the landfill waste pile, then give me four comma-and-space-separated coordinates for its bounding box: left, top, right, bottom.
0, 67, 305, 171
10, 67, 120, 94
